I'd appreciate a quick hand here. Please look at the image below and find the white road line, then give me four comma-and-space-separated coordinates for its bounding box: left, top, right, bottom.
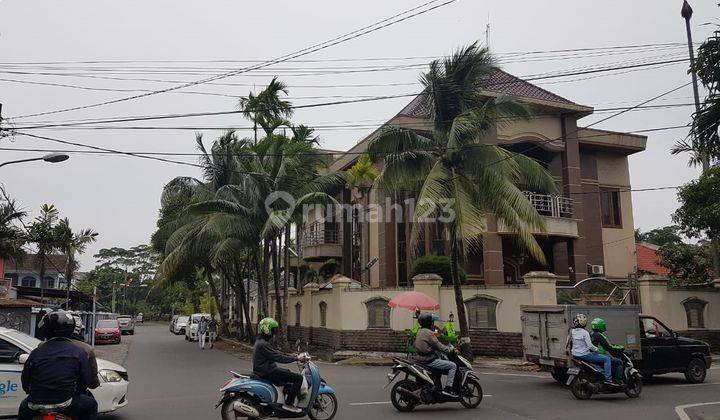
675, 401, 720, 420
348, 395, 494, 406
674, 382, 720, 388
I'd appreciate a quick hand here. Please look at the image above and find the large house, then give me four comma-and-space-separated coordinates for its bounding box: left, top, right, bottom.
3, 254, 70, 290
300, 70, 644, 286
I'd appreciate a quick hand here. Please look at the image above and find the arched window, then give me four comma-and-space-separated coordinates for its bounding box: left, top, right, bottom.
319, 301, 327, 327
366, 298, 391, 328
683, 298, 707, 329
45, 277, 55, 289
465, 296, 498, 329
295, 302, 302, 327
21, 276, 36, 287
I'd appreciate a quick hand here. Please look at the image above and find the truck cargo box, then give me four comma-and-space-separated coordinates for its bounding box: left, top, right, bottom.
521, 305, 642, 369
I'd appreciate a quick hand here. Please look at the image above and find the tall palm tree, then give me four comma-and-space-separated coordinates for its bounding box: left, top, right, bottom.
346, 154, 378, 283
0, 193, 26, 263
368, 42, 556, 339
54, 218, 98, 307
239, 77, 294, 143
26, 204, 60, 298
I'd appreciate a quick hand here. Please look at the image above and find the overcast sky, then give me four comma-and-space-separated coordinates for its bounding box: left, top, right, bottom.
0, 0, 717, 270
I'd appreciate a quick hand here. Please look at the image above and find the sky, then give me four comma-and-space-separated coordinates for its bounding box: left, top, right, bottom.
0, 0, 717, 270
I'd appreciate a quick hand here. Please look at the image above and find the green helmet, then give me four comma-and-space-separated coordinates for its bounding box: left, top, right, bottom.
591, 318, 606, 332
259, 317, 279, 336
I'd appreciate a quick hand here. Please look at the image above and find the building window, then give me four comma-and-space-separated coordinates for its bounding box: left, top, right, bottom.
683, 298, 707, 329
366, 298, 391, 328
466, 297, 498, 329
295, 302, 302, 327
21, 277, 35, 287
600, 188, 622, 228
45, 277, 55, 289
319, 301, 327, 327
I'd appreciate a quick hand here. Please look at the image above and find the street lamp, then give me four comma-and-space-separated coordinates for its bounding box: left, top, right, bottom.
0, 153, 69, 168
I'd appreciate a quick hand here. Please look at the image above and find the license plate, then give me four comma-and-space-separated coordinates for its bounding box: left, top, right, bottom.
567, 368, 580, 375
539, 358, 554, 366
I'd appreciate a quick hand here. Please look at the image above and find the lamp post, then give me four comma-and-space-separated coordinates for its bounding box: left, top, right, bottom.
681, 0, 706, 169
0, 153, 69, 168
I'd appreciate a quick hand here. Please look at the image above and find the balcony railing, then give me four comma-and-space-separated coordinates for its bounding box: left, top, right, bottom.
302, 221, 341, 247
523, 191, 573, 218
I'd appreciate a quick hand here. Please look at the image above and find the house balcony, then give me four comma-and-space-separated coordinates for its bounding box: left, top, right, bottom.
498, 192, 578, 238
301, 221, 343, 260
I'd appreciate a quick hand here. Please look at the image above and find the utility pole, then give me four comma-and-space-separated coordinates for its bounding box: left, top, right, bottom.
682, 0, 707, 169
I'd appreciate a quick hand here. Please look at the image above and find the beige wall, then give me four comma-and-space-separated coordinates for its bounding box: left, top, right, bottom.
497, 116, 562, 144
638, 276, 720, 330
596, 152, 636, 278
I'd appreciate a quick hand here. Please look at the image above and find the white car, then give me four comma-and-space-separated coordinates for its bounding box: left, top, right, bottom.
0, 328, 129, 416
185, 313, 210, 341
172, 315, 189, 335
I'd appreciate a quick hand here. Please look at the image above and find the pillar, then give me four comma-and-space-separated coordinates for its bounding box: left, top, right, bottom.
412, 273, 442, 304
483, 217, 504, 285
636, 275, 669, 317
561, 116, 587, 282
302, 282, 319, 327
523, 271, 557, 305
330, 275, 352, 330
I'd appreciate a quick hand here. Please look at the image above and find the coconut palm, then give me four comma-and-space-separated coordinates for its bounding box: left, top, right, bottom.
368, 42, 556, 339
54, 218, 98, 306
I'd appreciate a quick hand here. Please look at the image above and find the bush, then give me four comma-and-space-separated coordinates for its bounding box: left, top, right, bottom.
410, 254, 466, 285
318, 259, 340, 280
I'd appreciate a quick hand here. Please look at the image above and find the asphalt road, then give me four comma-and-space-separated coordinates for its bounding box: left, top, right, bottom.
105, 324, 720, 420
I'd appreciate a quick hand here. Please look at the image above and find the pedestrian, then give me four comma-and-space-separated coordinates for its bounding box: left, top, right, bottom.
198, 316, 209, 350
208, 316, 218, 349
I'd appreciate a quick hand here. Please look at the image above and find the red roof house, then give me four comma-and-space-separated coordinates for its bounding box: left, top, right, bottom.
636, 242, 669, 276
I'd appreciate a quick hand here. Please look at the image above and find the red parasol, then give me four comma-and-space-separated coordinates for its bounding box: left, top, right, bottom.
389, 291, 440, 311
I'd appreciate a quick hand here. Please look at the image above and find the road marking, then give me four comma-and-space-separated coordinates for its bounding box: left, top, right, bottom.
349, 395, 493, 406
674, 382, 720, 387
477, 371, 547, 379
675, 401, 720, 420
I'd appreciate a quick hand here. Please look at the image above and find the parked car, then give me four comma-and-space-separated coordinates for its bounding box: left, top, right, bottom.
117, 315, 135, 335
0, 327, 129, 415
95, 319, 122, 345
185, 313, 210, 341
172, 315, 189, 335
170, 315, 180, 333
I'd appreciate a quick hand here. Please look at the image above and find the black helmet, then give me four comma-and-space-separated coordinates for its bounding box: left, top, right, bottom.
38, 310, 76, 339
418, 313, 434, 329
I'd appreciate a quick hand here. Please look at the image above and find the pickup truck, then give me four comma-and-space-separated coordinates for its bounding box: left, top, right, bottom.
521, 305, 712, 383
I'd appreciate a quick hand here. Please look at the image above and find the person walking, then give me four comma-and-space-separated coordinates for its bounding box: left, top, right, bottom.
198, 316, 209, 350
207, 316, 218, 349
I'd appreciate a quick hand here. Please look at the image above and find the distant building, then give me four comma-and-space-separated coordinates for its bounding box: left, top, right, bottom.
3, 254, 70, 289
635, 242, 669, 276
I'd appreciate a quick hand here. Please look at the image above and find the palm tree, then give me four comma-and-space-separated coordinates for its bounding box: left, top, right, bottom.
26, 204, 60, 298
239, 77, 294, 143
368, 42, 556, 340
0, 193, 26, 263
54, 218, 98, 307
346, 154, 378, 283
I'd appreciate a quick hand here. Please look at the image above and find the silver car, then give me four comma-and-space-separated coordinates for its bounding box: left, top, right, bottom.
117, 315, 135, 335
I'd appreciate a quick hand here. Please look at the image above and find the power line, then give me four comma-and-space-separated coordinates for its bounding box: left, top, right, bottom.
9, 0, 459, 120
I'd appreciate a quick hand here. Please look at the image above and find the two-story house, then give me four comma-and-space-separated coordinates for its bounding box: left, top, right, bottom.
300, 70, 644, 287
3, 254, 70, 289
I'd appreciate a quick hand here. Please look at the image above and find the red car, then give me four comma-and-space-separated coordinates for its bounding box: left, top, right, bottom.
95, 319, 121, 344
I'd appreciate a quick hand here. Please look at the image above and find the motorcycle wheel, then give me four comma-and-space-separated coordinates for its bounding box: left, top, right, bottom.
220, 396, 256, 420
459, 378, 483, 409
570, 374, 593, 400
624, 374, 642, 398
308, 393, 338, 420
390, 380, 419, 412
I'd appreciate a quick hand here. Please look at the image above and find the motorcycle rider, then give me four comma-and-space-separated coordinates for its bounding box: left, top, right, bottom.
413, 313, 458, 397
18, 310, 98, 420
569, 313, 616, 386
590, 318, 624, 383
253, 317, 304, 413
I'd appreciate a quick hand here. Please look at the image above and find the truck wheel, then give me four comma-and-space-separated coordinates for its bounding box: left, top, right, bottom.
684, 358, 707, 384
570, 374, 593, 400
551, 367, 569, 385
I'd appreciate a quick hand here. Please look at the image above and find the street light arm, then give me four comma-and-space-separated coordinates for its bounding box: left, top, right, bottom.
0, 157, 45, 168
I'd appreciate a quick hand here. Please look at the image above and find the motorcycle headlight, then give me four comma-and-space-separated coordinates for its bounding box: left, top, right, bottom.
99, 369, 123, 383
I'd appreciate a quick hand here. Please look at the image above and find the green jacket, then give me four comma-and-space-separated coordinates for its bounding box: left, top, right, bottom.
590, 331, 624, 357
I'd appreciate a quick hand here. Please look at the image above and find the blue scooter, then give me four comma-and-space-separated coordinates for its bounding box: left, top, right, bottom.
216, 347, 338, 419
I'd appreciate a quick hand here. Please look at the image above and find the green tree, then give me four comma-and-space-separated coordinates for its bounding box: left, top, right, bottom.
368, 42, 556, 339
26, 204, 60, 297
54, 218, 98, 306
657, 242, 712, 285
0, 189, 26, 263
634, 226, 682, 247
239, 77, 293, 142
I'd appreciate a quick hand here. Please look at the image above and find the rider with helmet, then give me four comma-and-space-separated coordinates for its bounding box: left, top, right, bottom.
413, 313, 458, 397
253, 317, 304, 413
590, 318, 624, 383
568, 313, 616, 385
18, 310, 98, 420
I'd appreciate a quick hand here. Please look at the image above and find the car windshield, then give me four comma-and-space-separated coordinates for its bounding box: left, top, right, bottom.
97, 320, 119, 328
4, 330, 42, 350
178, 316, 189, 323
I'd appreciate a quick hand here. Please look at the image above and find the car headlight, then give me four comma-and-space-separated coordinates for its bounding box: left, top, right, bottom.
99, 369, 123, 383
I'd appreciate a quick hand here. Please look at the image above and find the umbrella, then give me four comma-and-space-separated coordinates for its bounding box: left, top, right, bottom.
389, 291, 440, 311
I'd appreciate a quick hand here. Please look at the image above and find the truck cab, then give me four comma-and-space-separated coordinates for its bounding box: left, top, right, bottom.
637, 315, 711, 383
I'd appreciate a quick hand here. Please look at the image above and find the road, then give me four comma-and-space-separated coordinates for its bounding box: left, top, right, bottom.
105, 324, 720, 420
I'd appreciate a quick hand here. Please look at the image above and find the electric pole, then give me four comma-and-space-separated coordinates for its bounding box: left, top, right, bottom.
682, 0, 707, 170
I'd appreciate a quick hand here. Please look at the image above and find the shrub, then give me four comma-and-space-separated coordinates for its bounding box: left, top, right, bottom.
318, 259, 340, 280
410, 254, 466, 285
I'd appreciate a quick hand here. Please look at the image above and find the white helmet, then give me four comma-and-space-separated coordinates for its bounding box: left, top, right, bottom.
573, 313, 588, 328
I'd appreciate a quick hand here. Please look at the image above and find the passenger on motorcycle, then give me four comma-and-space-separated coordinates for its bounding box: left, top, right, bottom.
18, 310, 99, 420
590, 318, 624, 383
413, 313, 458, 397
569, 314, 617, 385
253, 317, 305, 413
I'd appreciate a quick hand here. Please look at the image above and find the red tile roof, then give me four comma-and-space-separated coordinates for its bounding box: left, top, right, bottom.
636, 242, 669, 276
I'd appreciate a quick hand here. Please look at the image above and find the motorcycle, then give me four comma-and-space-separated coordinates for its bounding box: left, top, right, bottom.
385, 349, 483, 412
28, 401, 75, 420
567, 351, 642, 400
216, 345, 338, 419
